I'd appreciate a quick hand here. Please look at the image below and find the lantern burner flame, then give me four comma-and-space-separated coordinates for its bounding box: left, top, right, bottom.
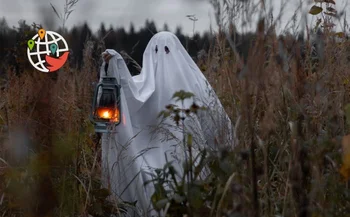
96, 107, 120, 122
90, 77, 121, 133
102, 111, 110, 118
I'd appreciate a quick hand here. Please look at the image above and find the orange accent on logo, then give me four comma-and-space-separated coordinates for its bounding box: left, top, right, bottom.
45, 51, 69, 72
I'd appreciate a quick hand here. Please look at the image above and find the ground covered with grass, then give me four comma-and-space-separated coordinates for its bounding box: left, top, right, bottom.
1, 1, 350, 217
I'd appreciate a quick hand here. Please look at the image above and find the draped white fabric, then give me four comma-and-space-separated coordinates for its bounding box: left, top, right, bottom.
100, 31, 233, 216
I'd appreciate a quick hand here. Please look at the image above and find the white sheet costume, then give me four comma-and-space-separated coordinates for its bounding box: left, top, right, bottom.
99, 31, 232, 216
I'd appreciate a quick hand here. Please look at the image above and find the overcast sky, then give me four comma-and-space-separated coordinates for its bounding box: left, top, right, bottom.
0, 0, 348, 35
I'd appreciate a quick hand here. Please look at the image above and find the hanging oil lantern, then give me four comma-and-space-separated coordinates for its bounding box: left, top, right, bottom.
90, 76, 121, 133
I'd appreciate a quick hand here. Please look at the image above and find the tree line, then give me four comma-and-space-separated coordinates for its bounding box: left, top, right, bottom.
1, 17, 326, 78
0, 18, 221, 76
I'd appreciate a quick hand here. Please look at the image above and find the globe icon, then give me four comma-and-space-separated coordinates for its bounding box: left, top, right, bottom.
27, 29, 69, 73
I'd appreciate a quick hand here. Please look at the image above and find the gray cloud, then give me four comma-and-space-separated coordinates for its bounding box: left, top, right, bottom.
0, 0, 215, 34
37, 4, 58, 30
0, 0, 348, 35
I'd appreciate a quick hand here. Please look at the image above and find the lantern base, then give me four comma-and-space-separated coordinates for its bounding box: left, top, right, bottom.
94, 123, 108, 133
93, 123, 118, 133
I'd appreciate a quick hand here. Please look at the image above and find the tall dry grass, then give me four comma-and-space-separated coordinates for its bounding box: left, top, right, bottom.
1, 0, 350, 216
196, 11, 350, 217
0, 39, 116, 217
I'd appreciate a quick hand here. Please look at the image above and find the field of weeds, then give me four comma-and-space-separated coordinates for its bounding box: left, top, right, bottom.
1, 0, 350, 217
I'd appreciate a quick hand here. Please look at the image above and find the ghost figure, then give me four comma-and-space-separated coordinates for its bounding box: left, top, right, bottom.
99, 31, 233, 216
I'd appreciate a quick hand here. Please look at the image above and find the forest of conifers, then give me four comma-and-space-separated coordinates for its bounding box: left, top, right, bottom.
0, 18, 261, 76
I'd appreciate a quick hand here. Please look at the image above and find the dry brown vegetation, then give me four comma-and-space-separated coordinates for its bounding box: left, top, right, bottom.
1, 0, 350, 216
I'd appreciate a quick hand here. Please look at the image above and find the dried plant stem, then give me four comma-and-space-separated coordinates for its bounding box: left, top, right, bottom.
245, 80, 259, 217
